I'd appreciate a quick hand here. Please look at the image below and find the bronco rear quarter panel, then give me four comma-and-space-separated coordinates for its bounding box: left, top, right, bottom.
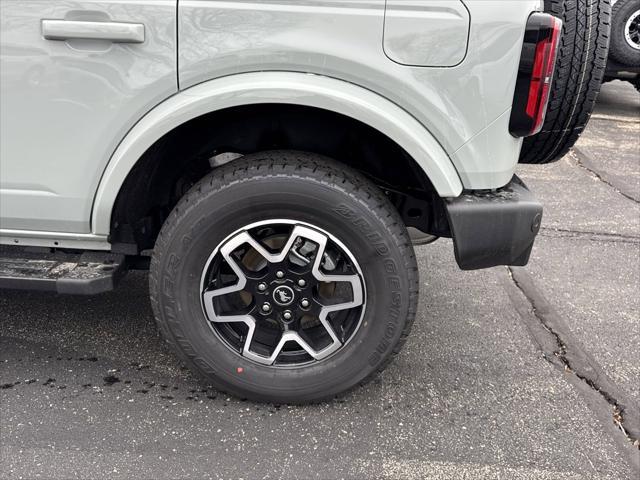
178, 0, 541, 190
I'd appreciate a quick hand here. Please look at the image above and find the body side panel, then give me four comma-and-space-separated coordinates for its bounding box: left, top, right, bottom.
0, 0, 542, 243
451, 109, 524, 188
0, 0, 177, 233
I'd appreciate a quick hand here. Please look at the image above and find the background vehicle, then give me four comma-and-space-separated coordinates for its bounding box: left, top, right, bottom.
0, 0, 610, 402
519, 0, 613, 164
604, 0, 640, 90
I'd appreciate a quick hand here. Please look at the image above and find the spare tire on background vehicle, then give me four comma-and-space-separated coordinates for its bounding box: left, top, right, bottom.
519, 0, 612, 164
609, 0, 640, 65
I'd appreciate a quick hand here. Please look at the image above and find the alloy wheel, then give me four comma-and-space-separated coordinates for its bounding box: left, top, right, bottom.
625, 9, 640, 50
200, 220, 366, 367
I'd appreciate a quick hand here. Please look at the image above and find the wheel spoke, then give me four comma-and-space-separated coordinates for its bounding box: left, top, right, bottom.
309, 233, 364, 348
244, 330, 327, 365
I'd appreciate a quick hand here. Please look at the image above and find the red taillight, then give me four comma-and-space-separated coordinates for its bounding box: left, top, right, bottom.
510, 14, 563, 137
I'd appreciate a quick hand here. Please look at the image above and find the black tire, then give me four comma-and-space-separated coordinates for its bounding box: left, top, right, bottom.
519, 0, 611, 164
610, 0, 640, 65
149, 151, 419, 403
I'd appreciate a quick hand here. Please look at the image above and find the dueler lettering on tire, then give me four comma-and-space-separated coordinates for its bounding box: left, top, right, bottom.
149, 151, 419, 403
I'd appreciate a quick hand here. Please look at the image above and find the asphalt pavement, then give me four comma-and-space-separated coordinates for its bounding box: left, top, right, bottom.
1, 80, 639, 480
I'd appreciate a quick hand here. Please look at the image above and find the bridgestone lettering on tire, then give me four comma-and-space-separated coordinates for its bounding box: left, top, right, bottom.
519, 0, 612, 164
149, 151, 419, 403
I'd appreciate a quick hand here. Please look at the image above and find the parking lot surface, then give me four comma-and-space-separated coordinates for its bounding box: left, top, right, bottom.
1, 81, 639, 479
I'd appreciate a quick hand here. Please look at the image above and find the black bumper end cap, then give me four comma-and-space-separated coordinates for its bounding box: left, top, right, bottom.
445, 176, 542, 271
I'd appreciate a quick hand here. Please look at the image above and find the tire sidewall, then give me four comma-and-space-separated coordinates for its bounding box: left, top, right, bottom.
153, 171, 413, 402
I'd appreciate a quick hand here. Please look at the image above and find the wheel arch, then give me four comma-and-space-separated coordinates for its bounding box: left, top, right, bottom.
92, 72, 463, 238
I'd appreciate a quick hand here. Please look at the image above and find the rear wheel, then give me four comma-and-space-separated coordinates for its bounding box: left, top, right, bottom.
519, 0, 611, 164
149, 151, 419, 403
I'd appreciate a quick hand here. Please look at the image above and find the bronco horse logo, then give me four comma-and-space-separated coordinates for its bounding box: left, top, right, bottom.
273, 286, 294, 306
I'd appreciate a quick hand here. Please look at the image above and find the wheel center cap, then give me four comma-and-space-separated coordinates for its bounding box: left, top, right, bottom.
272, 285, 295, 306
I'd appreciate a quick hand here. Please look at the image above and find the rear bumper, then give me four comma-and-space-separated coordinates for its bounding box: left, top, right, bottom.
445, 176, 542, 270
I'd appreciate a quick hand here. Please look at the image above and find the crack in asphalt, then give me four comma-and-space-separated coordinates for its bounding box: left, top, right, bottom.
539, 227, 640, 244
571, 148, 640, 204
504, 267, 640, 456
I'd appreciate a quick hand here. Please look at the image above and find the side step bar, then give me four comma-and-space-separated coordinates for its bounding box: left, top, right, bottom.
0, 249, 127, 295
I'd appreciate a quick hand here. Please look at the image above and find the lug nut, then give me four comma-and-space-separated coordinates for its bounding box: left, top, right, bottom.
257, 282, 267, 292
276, 271, 285, 279
297, 279, 306, 287
282, 311, 293, 321
301, 299, 310, 308
261, 302, 272, 313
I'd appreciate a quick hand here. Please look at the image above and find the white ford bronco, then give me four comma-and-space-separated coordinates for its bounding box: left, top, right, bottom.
0, 0, 611, 402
